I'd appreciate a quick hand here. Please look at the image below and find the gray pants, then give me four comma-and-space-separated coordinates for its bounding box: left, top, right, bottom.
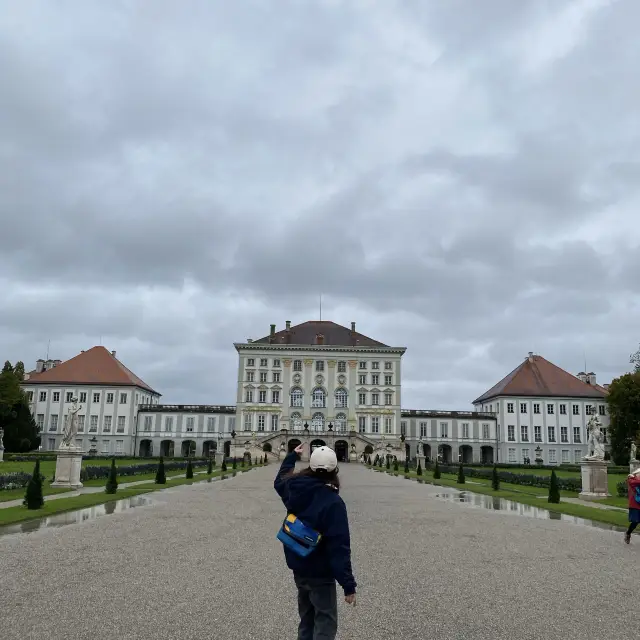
294, 575, 338, 640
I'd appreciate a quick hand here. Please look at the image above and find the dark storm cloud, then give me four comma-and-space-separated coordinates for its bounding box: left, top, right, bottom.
0, 0, 638, 408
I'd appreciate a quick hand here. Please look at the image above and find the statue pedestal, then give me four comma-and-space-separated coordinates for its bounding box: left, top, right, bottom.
579, 459, 610, 500
215, 451, 225, 467
630, 461, 640, 474
51, 448, 84, 489
0, 445, 4, 463
417, 455, 425, 470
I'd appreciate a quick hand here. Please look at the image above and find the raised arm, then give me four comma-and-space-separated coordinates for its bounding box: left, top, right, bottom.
274, 449, 299, 499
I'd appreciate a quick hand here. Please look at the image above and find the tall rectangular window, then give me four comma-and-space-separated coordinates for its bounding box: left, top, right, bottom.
53, 392, 60, 402
316, 361, 324, 372
358, 392, 366, 405
548, 426, 556, 442
507, 403, 514, 413
273, 372, 281, 383
260, 358, 268, 367
245, 390, 253, 402
49, 414, 58, 431
359, 374, 367, 384
80, 392, 87, 403
385, 362, 392, 370
247, 372, 254, 382
106, 393, 114, 404
39, 391, 47, 402
93, 392, 100, 403
586, 405, 594, 416
462, 423, 469, 439
165, 417, 173, 432
534, 425, 542, 442
400, 421, 406, 436
547, 404, 554, 415
103, 416, 112, 432
144, 416, 152, 431
260, 372, 268, 383
371, 374, 379, 385
384, 374, 392, 385
372, 362, 379, 370
271, 414, 278, 431
186, 417, 195, 432
384, 392, 393, 405
573, 426, 581, 443
371, 393, 379, 405
247, 358, 255, 367
559, 404, 567, 415
507, 425, 515, 441
244, 414, 252, 430
561, 450, 569, 463
358, 416, 366, 433
599, 405, 606, 416
90, 416, 98, 432
102, 440, 110, 454
482, 423, 490, 439
337, 361, 346, 372
572, 404, 579, 415
533, 403, 540, 414
115, 440, 124, 454
272, 390, 280, 403
384, 417, 392, 434
522, 449, 529, 462
77, 415, 85, 432
117, 416, 125, 433
521, 425, 529, 442
574, 449, 582, 463
259, 390, 267, 403
359, 361, 367, 370
273, 359, 280, 368
508, 448, 516, 463
66, 392, 73, 402
420, 422, 428, 438
258, 415, 265, 431
520, 403, 527, 414
560, 426, 568, 443
293, 360, 302, 371
440, 422, 448, 438
36, 414, 44, 430
371, 417, 379, 433
207, 416, 216, 432
119, 393, 127, 404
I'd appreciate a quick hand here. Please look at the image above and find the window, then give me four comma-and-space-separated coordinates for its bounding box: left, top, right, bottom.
335, 388, 348, 408
559, 404, 567, 415
548, 426, 556, 442
358, 416, 366, 433
39, 391, 47, 402
508, 448, 516, 463
144, 416, 153, 432
462, 423, 469, 439
66, 392, 73, 402
290, 388, 303, 407
53, 392, 60, 402
90, 416, 98, 432
47, 438, 55, 450
135, 393, 139, 405
440, 422, 448, 438
573, 426, 581, 443
272, 390, 280, 403
358, 392, 366, 405
273, 372, 280, 383
311, 413, 324, 432
260, 372, 268, 383
384, 392, 393, 405
258, 415, 265, 431
116, 440, 124, 454
335, 414, 347, 433
49, 414, 58, 431
271, 414, 278, 431
293, 360, 302, 371
359, 374, 367, 385
585, 405, 594, 416
507, 425, 515, 441
384, 374, 392, 385
165, 416, 173, 432
371, 417, 379, 433
400, 421, 407, 436
534, 425, 542, 442
36, 414, 44, 430
316, 361, 324, 372
106, 393, 114, 404
385, 362, 392, 370
247, 358, 255, 367
547, 404, 554, 415
260, 358, 268, 367
372, 374, 379, 385
247, 371, 254, 382
507, 403, 514, 413
117, 416, 125, 433
520, 403, 527, 414
384, 417, 392, 434
371, 393, 379, 405
119, 393, 127, 404
599, 405, 606, 416
572, 404, 580, 415
245, 389, 253, 403
80, 392, 87, 403
337, 361, 346, 373
312, 388, 326, 408
244, 413, 252, 430
102, 440, 110, 454
207, 417, 216, 432
574, 449, 582, 463
560, 426, 568, 443
522, 449, 530, 462
489, 404, 493, 412
186, 417, 194, 432
420, 422, 428, 438
372, 361, 379, 370
93, 392, 100, 403
533, 403, 540, 414
102, 416, 112, 433
482, 423, 490, 439
561, 450, 569, 463
291, 413, 302, 430
273, 359, 280, 368
359, 361, 367, 370
259, 390, 267, 403
521, 425, 529, 442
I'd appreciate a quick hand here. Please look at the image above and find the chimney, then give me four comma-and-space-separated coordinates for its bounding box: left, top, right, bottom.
111, 350, 116, 358
528, 352, 534, 363
269, 324, 276, 344
351, 322, 356, 332
247, 338, 253, 343
54, 360, 61, 366
286, 320, 291, 330
316, 334, 325, 345
588, 372, 596, 385
35, 359, 44, 373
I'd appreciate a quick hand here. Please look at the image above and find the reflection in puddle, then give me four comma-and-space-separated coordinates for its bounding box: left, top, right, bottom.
0, 495, 153, 538
434, 491, 623, 532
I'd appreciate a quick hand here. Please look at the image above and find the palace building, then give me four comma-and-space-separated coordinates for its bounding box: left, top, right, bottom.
20, 320, 609, 465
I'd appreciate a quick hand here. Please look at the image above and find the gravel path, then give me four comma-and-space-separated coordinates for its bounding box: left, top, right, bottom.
0, 464, 635, 640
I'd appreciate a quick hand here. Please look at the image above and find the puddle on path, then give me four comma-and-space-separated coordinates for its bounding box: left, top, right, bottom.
434, 491, 624, 532
0, 495, 154, 538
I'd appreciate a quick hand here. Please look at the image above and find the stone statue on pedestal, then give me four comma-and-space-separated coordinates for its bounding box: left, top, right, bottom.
0, 427, 4, 462
631, 442, 637, 463
60, 398, 82, 449
584, 415, 605, 461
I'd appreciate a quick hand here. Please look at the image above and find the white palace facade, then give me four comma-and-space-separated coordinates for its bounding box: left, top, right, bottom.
20, 320, 610, 465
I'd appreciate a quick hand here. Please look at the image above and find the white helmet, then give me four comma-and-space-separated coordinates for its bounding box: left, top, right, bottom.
310, 446, 338, 472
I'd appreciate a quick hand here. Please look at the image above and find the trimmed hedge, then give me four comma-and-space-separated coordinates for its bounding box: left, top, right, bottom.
617, 480, 628, 498
0, 472, 32, 491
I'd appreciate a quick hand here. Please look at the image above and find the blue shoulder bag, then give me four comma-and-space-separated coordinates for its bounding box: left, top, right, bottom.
277, 513, 322, 557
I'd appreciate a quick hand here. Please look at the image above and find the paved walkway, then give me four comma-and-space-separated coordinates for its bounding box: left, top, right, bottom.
0, 464, 636, 640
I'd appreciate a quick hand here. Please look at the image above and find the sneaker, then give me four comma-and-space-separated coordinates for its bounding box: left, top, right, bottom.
625, 533, 631, 544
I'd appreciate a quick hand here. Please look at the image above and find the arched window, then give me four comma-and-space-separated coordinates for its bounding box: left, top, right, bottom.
291, 412, 303, 431
290, 387, 304, 407
311, 388, 326, 408
335, 413, 347, 433
311, 412, 325, 432
334, 388, 348, 408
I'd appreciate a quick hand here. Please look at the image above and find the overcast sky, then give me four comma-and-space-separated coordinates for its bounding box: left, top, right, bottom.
1, 0, 638, 409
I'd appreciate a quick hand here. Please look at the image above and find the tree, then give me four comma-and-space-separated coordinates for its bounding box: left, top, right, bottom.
222, 459, 227, 472
0, 361, 40, 453
207, 458, 213, 474
607, 372, 640, 465
433, 460, 441, 479
457, 464, 465, 484
548, 470, 560, 503
404, 458, 410, 474
416, 460, 422, 476
185, 459, 194, 479
105, 458, 118, 494
631, 345, 640, 373
492, 465, 500, 491
23, 460, 44, 509
393, 458, 399, 472
155, 457, 166, 484
13, 361, 25, 381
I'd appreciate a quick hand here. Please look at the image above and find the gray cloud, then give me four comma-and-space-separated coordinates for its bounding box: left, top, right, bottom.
1, 0, 638, 408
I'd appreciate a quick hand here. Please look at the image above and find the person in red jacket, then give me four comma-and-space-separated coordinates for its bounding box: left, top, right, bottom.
625, 468, 640, 543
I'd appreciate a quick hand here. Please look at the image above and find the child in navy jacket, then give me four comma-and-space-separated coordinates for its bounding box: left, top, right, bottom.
274, 444, 356, 640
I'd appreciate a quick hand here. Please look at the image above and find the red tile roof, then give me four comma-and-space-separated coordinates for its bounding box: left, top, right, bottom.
24, 346, 159, 394
252, 321, 389, 347
473, 355, 608, 404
